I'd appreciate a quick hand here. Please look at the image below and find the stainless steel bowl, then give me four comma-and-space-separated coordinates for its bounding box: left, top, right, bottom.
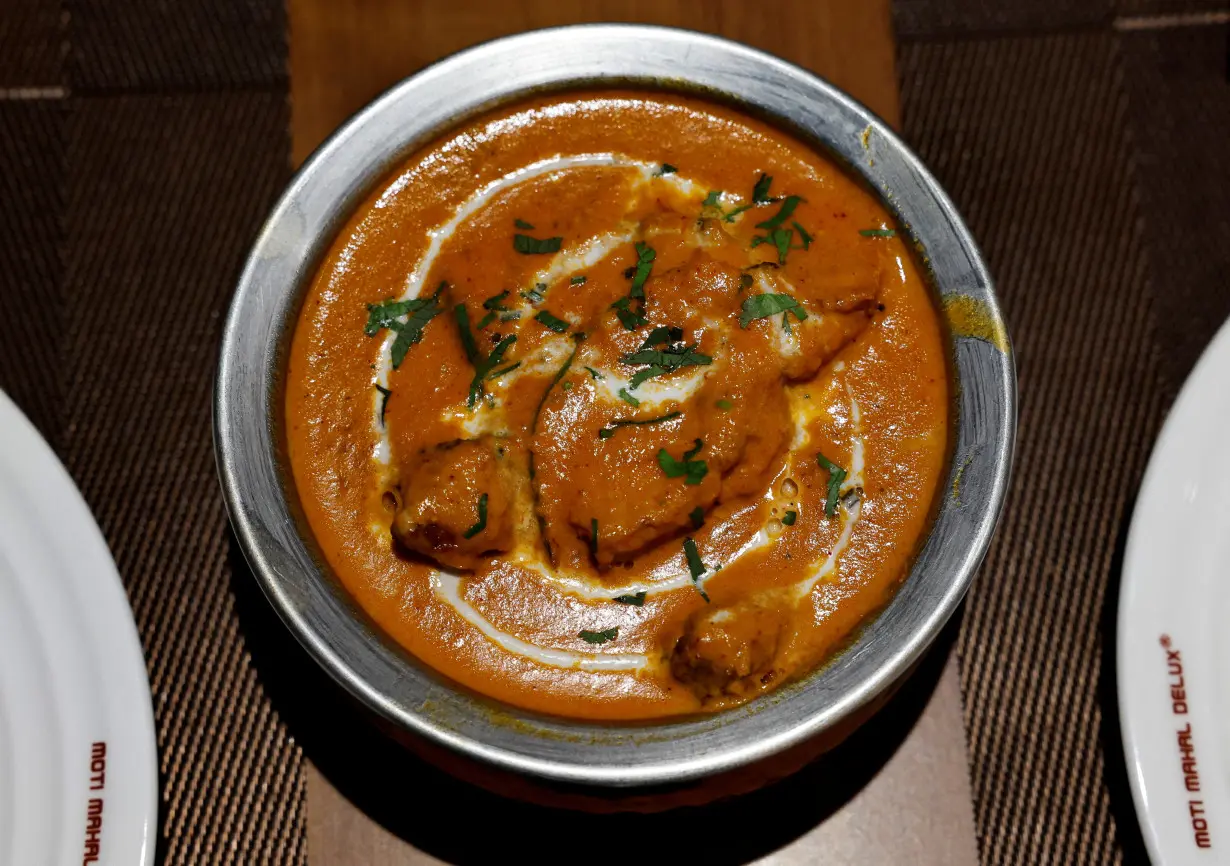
215, 24, 1015, 788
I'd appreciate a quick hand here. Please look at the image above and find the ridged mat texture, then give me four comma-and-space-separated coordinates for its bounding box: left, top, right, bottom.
0, 2, 1227, 863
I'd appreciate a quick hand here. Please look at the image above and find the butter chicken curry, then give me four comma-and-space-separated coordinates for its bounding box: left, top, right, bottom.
286, 92, 948, 720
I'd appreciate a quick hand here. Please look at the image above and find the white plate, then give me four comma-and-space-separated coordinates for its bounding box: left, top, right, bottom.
1119, 318, 1230, 863
0, 391, 157, 865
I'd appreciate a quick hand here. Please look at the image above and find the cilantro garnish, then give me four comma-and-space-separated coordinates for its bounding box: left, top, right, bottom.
611, 296, 648, 331
716, 398, 734, 410
739, 273, 754, 292
534, 310, 570, 333
755, 195, 802, 231
375, 384, 392, 426
488, 362, 520, 380
618, 388, 641, 407
614, 591, 647, 606
816, 453, 848, 517
689, 506, 705, 529
589, 518, 599, 557
658, 439, 708, 485
782, 510, 797, 526
482, 290, 511, 311
514, 218, 535, 230
520, 283, 547, 304
752, 172, 775, 203
656, 164, 677, 176
620, 329, 711, 388
683, 537, 710, 602
462, 493, 488, 539
455, 303, 517, 407
476, 311, 496, 330
584, 366, 604, 380
860, 228, 896, 238
739, 293, 808, 329
629, 241, 655, 299
598, 411, 682, 440
579, 627, 618, 644
365, 283, 446, 369
792, 221, 814, 250
514, 234, 562, 254
570, 275, 587, 286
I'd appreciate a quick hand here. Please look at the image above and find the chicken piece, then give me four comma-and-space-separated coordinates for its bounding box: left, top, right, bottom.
670, 600, 790, 701
390, 437, 515, 571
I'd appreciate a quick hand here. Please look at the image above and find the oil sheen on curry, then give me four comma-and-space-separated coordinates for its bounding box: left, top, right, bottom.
286, 91, 948, 720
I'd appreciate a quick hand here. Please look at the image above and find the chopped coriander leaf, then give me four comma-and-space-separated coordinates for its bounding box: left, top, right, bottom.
755, 195, 802, 231
628, 365, 669, 389
488, 362, 520, 380
570, 275, 588, 285
752, 172, 775, 203
514, 218, 535, 230
640, 325, 684, 349
782, 510, 797, 526
457, 302, 519, 407
375, 384, 392, 426
816, 453, 848, 517
584, 366, 604, 380
716, 398, 734, 410
739, 273, 754, 292
722, 203, 755, 222
534, 310, 570, 333
792, 221, 813, 250
482, 290, 511, 311
499, 311, 522, 322
561, 381, 573, 391
476, 310, 496, 330
782, 312, 793, 335
589, 518, 599, 557
769, 227, 793, 264
367, 283, 447, 368
740, 292, 808, 329
702, 190, 723, 210
597, 410, 681, 439
462, 493, 488, 538
513, 234, 562, 254
683, 537, 710, 602
618, 388, 641, 407
860, 228, 896, 238
629, 241, 655, 299
656, 164, 678, 176
579, 627, 618, 644
610, 296, 648, 331
614, 591, 647, 606
689, 506, 705, 529
520, 283, 547, 304
658, 439, 708, 485
454, 303, 483, 368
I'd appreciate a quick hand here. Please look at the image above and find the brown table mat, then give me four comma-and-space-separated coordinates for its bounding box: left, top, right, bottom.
2, 2, 1228, 863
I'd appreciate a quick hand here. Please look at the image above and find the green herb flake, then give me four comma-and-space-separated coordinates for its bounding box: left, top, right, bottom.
658, 439, 708, 485
722, 203, 755, 223
513, 234, 562, 255
366, 283, 447, 368
597, 410, 682, 440
621, 339, 712, 388
476, 310, 497, 330
610, 296, 648, 331
457, 302, 518, 407
488, 362, 520, 380
755, 195, 802, 231
689, 506, 705, 530
570, 275, 588, 285
769, 227, 794, 264
618, 388, 641, 407
752, 172, 775, 203
375, 384, 392, 426
614, 591, 647, 606
739, 273, 754, 292
514, 218, 535, 230
739, 293, 808, 329
702, 190, 723, 210
816, 453, 849, 517
584, 366, 604, 380
499, 311, 521, 322
534, 310, 570, 333
716, 398, 734, 410
482, 290, 511, 311
656, 164, 678, 176
520, 283, 547, 304
782, 510, 798, 526
629, 241, 655, 299
561, 381, 573, 391
589, 518, 599, 557
683, 537, 710, 602
860, 228, 896, 238
792, 221, 814, 250
462, 493, 488, 539
579, 627, 619, 644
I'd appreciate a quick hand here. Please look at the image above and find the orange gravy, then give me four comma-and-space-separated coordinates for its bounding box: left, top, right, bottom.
286, 91, 948, 720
